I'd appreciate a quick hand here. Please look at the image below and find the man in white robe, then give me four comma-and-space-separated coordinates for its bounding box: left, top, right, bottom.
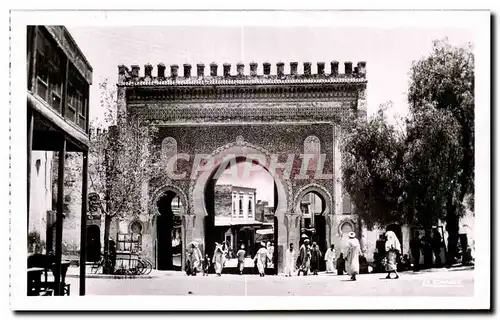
324, 244, 336, 273
254, 242, 268, 277
345, 232, 362, 281
284, 243, 296, 277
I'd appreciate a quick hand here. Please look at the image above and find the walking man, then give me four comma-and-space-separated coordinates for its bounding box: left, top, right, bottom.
297, 238, 311, 276
236, 244, 246, 275
345, 232, 362, 281
254, 242, 268, 277
325, 244, 336, 273
284, 243, 296, 277
410, 231, 422, 272
310, 242, 322, 275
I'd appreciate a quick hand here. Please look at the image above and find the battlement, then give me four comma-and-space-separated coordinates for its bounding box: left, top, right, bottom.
117, 61, 367, 86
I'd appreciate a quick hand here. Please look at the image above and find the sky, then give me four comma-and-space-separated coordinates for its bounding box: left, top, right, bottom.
68, 26, 476, 123
66, 26, 476, 204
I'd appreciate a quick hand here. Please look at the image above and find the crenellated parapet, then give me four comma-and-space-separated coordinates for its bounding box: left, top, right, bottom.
117, 61, 367, 86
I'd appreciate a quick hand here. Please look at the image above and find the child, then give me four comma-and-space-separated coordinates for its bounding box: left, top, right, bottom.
202, 254, 210, 276
336, 253, 346, 276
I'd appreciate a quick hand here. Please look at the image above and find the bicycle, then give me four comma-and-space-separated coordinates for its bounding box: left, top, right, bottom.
137, 256, 153, 275
90, 254, 114, 274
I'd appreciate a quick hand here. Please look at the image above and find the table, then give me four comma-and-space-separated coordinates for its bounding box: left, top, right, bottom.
52, 261, 71, 295
27, 267, 44, 296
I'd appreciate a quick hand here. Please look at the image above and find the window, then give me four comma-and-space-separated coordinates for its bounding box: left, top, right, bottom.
239, 195, 244, 217
232, 195, 236, 217
304, 136, 321, 170
67, 64, 87, 130
35, 30, 63, 113
248, 197, 253, 218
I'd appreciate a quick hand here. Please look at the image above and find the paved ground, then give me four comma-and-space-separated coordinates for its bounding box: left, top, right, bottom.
66, 268, 473, 297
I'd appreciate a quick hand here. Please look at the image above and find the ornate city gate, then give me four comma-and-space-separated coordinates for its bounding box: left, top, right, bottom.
116, 61, 367, 273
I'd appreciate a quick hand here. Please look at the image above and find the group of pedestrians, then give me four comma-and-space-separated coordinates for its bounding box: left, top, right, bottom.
283, 232, 361, 279
410, 229, 445, 271
185, 230, 404, 280
185, 240, 231, 276
185, 240, 275, 277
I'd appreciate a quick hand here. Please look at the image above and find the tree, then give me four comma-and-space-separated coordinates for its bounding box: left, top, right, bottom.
340, 105, 407, 231
89, 79, 158, 273
403, 107, 463, 229
341, 103, 464, 241
408, 38, 474, 263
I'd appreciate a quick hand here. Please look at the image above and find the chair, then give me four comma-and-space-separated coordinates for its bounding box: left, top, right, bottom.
27, 254, 70, 296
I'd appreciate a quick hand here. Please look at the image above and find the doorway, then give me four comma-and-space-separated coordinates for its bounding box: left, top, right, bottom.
157, 191, 183, 270
86, 225, 101, 262
299, 191, 327, 270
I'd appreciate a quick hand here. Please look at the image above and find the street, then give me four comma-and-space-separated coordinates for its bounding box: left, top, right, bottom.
66, 268, 473, 297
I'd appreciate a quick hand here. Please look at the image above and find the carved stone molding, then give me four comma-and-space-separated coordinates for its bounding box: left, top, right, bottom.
124, 84, 363, 103
130, 102, 355, 123
149, 183, 190, 217
293, 183, 334, 216
188, 139, 294, 215
338, 217, 357, 236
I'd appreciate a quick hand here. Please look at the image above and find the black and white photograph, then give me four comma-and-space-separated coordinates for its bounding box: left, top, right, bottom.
7, 7, 491, 311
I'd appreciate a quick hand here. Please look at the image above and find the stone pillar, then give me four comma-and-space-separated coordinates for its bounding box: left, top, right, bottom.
117, 64, 130, 83
330, 61, 339, 76
344, 61, 353, 75
144, 63, 153, 79
326, 214, 336, 247
237, 63, 244, 77
170, 65, 179, 79
223, 63, 231, 77
183, 214, 196, 270
285, 213, 301, 255
290, 62, 298, 76
183, 64, 192, 78
197, 63, 205, 78
357, 61, 367, 76
276, 62, 285, 78
157, 63, 165, 78
210, 62, 218, 76
317, 62, 325, 75
333, 125, 343, 216
249, 62, 258, 76
263, 62, 271, 75
130, 65, 140, 80
303, 62, 311, 76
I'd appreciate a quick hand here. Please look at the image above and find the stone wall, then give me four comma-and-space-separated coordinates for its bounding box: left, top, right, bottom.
28, 151, 54, 254
28, 151, 86, 259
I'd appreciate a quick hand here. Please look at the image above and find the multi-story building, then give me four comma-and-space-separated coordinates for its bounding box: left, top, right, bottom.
27, 25, 92, 295
214, 185, 261, 256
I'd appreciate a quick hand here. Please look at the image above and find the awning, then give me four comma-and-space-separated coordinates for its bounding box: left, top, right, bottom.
214, 216, 263, 227
256, 229, 274, 235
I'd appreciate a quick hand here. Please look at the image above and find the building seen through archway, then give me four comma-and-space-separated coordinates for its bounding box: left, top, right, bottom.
156, 191, 183, 271
299, 192, 327, 270
206, 158, 277, 273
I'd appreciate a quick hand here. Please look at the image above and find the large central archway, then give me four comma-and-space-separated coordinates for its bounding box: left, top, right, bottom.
190, 139, 291, 274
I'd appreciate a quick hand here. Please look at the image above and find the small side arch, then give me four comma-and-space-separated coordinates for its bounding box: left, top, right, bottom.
150, 183, 189, 217
293, 183, 333, 216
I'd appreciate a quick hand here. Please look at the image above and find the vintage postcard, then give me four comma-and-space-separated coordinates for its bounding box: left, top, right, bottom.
9, 8, 490, 311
